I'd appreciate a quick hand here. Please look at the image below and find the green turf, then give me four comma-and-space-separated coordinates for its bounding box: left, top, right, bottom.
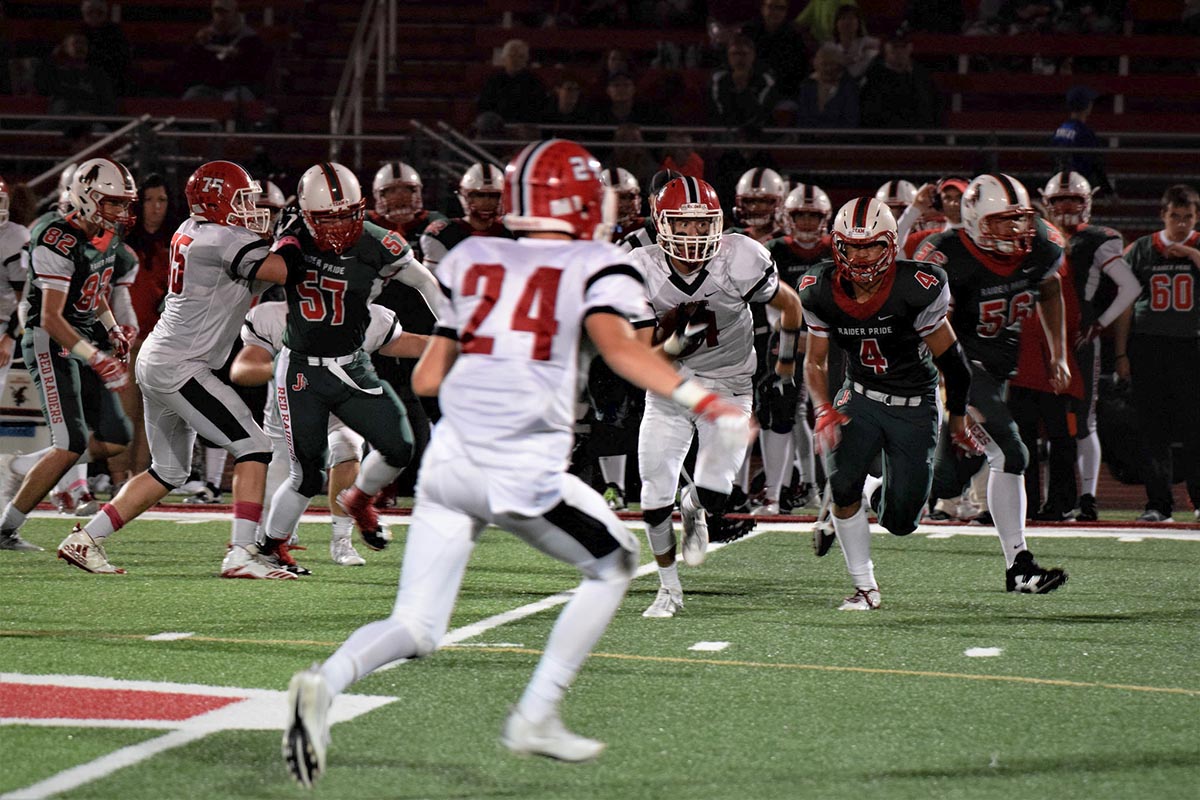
1, 517, 1197, 799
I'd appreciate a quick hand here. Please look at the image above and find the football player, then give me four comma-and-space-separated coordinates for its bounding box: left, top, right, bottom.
616, 168, 681, 252
600, 167, 643, 241
58, 160, 296, 576
418, 162, 511, 268
1117, 183, 1200, 522
257, 180, 289, 232
0, 159, 137, 554
801, 197, 981, 610
1038, 171, 1139, 520
915, 173, 1071, 593
258, 162, 443, 571
0, 174, 30, 416
368, 161, 447, 263
875, 179, 917, 221
631, 176, 802, 618
730, 167, 789, 244
281, 139, 749, 785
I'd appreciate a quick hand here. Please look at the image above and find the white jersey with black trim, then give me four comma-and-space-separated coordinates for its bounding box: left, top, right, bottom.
241, 300, 401, 436
139, 218, 272, 385
630, 232, 778, 384
0, 222, 29, 323
435, 235, 650, 515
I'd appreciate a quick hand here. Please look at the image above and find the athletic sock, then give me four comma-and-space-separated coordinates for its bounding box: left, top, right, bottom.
356, 450, 401, 496
598, 455, 625, 490
204, 447, 226, 489
988, 469, 1028, 568
833, 507, 876, 589
0, 503, 27, 533
84, 504, 125, 541
760, 430, 793, 503
232, 501, 263, 548
1077, 431, 1101, 498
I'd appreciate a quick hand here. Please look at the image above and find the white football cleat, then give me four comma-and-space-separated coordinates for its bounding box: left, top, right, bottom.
642, 585, 683, 618
750, 502, 780, 516
283, 665, 332, 787
679, 485, 708, 567
220, 544, 297, 580
501, 707, 605, 762
838, 587, 881, 611
57, 525, 124, 573
329, 536, 365, 566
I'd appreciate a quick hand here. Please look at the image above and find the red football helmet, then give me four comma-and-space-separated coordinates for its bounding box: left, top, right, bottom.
654, 176, 723, 263
185, 161, 270, 234
0, 174, 10, 225
831, 197, 898, 284
503, 139, 614, 240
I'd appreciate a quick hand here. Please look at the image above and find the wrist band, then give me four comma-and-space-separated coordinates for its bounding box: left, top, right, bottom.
71, 339, 98, 361
670, 379, 711, 412
778, 327, 800, 364
98, 310, 117, 331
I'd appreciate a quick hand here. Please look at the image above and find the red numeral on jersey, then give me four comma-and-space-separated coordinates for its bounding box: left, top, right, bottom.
859, 337, 889, 374
168, 232, 194, 294
1149, 273, 1194, 312
296, 270, 348, 325
41, 227, 78, 256
460, 263, 563, 360
976, 290, 1036, 338
72, 265, 114, 314
380, 231, 407, 257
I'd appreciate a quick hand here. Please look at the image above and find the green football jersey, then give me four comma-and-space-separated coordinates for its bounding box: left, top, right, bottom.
799, 259, 950, 396
914, 218, 1064, 378
25, 214, 130, 335
284, 220, 416, 356
1124, 230, 1200, 338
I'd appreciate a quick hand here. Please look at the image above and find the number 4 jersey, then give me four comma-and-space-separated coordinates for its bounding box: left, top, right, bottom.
915, 217, 1063, 378
139, 217, 272, 384
799, 259, 950, 396
434, 236, 650, 512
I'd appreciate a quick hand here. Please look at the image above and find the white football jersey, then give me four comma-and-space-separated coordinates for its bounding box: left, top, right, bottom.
436, 236, 650, 514
0, 222, 30, 323
241, 300, 401, 437
630, 232, 778, 383
140, 218, 272, 384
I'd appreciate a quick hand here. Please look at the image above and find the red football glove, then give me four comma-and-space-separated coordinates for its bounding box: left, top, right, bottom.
951, 426, 984, 457
107, 324, 136, 360
1074, 321, 1103, 350
813, 403, 849, 454
694, 392, 755, 450
88, 350, 128, 391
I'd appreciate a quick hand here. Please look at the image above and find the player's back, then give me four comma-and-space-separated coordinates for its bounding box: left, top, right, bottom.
143, 218, 271, 376
437, 235, 648, 470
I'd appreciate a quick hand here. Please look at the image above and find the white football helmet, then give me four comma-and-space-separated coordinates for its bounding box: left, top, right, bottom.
458, 162, 504, 223
831, 197, 898, 284
297, 162, 366, 254
0, 174, 9, 225
600, 167, 641, 228
1040, 170, 1094, 229
962, 173, 1038, 256
875, 179, 917, 218
735, 167, 787, 228
259, 180, 287, 210
783, 183, 832, 244
56, 162, 78, 215
69, 157, 138, 233
372, 161, 423, 224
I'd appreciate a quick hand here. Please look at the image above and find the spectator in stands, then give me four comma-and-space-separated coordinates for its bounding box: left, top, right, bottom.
178, 0, 272, 102
708, 34, 780, 129
34, 33, 117, 123
1055, 1, 1123, 34
476, 38, 545, 123
904, 0, 965, 33
792, 0, 858, 44
741, 0, 807, 96
79, 0, 130, 97
541, 74, 591, 131
107, 174, 180, 486
859, 29, 939, 130
660, 131, 704, 179
1051, 86, 1113, 196
791, 41, 859, 128
590, 71, 663, 128
831, 4, 879, 81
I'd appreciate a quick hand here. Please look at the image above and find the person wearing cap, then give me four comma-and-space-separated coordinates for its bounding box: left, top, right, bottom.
1051, 86, 1113, 196
897, 176, 968, 258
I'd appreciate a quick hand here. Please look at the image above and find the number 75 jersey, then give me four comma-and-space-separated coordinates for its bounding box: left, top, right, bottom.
434, 236, 650, 471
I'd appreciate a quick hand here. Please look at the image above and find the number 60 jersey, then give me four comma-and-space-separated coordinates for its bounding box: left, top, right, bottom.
434, 236, 650, 513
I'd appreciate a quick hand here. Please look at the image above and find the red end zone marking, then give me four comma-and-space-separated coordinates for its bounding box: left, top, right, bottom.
0, 683, 242, 721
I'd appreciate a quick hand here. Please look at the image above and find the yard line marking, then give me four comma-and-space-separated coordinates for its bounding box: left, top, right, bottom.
144, 632, 194, 641
689, 641, 731, 652
964, 647, 1004, 657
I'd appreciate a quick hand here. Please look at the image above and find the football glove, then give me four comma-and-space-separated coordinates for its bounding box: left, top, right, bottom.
88, 350, 128, 391
813, 403, 849, 454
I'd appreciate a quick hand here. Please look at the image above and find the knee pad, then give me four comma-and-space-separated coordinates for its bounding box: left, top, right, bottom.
585, 544, 639, 583
328, 428, 364, 466
642, 505, 673, 528
696, 486, 729, 516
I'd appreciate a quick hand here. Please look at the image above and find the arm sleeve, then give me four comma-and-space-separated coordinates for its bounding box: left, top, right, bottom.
391, 259, 446, 318
110, 285, 137, 329
933, 338, 971, 415
1096, 245, 1141, 328
222, 230, 271, 281
914, 281, 951, 336
894, 203, 922, 249
363, 304, 401, 352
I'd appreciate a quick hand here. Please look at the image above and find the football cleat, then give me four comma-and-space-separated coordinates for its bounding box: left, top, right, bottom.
74, 491, 101, 516
1136, 509, 1172, 523
750, 501, 780, 516
1075, 493, 1098, 522
184, 482, 222, 504
57, 525, 124, 573
708, 514, 756, 543
220, 544, 296, 580
329, 536, 365, 567
642, 585, 683, 618
258, 537, 311, 576
603, 483, 626, 511
838, 587, 881, 611
54, 490, 78, 514
283, 665, 332, 787
358, 524, 392, 552
679, 485, 709, 567
0, 530, 43, 552
501, 707, 605, 762
338, 486, 390, 549
1005, 550, 1068, 594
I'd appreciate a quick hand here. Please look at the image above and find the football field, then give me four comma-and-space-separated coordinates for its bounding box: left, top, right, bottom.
1, 511, 1198, 799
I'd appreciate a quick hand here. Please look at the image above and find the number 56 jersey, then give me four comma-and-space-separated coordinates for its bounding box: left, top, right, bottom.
435, 236, 650, 513
139, 218, 272, 389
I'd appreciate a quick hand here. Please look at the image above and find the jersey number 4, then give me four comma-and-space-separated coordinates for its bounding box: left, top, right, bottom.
461, 264, 561, 360
859, 337, 889, 374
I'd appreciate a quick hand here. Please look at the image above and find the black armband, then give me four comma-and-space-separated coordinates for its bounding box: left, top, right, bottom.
778, 327, 801, 364
934, 339, 971, 416
4, 311, 18, 338
275, 240, 307, 285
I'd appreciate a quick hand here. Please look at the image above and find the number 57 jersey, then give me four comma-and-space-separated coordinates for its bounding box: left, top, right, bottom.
435, 236, 650, 512
139, 218, 272, 389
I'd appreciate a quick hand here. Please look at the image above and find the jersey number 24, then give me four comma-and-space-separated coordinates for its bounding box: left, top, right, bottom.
460, 264, 561, 360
